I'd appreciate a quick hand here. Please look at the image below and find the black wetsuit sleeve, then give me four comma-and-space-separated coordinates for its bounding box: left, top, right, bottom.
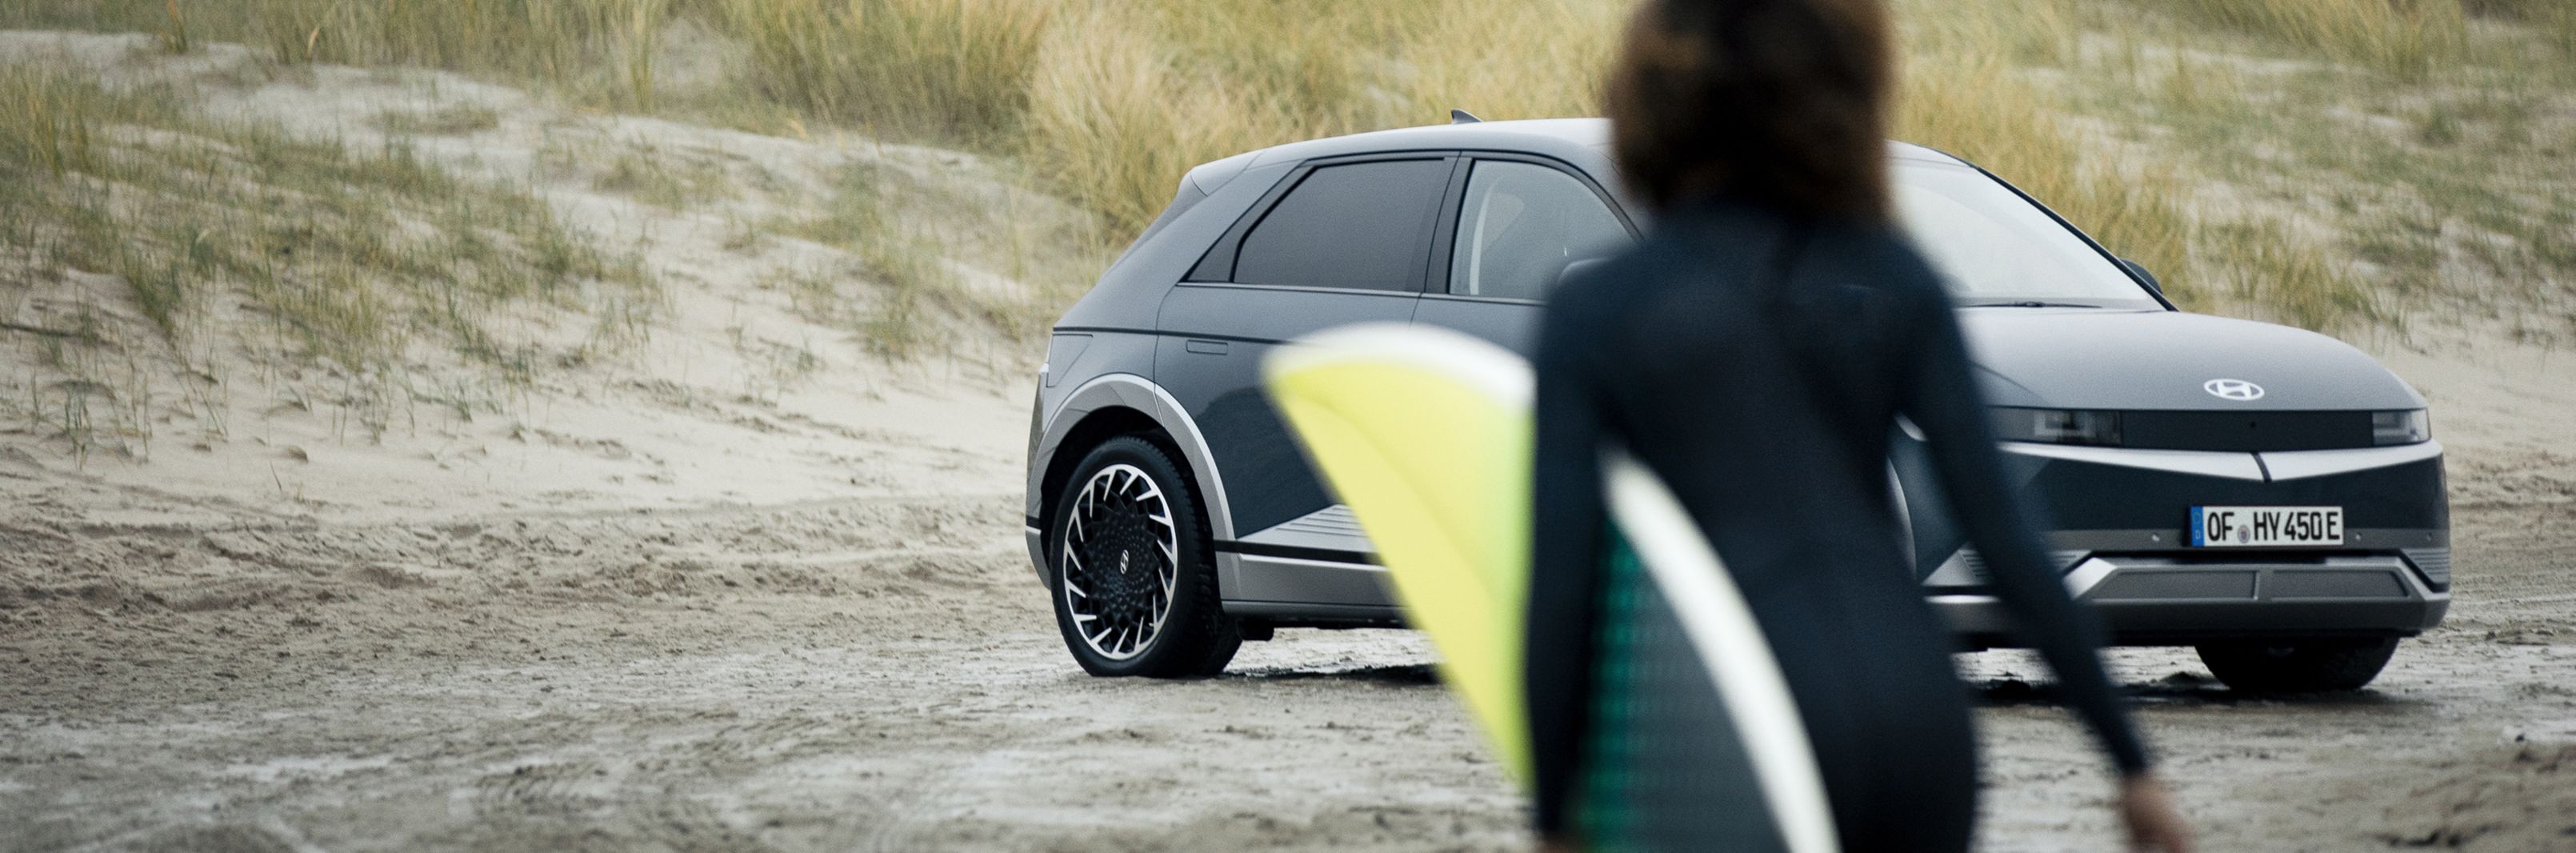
1894, 274, 2152, 776
1525, 298, 1611, 835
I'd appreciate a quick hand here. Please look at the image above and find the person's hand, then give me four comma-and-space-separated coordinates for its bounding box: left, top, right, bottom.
2118, 771, 2194, 853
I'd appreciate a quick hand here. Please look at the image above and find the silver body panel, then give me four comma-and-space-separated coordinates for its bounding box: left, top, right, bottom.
1226, 506, 1394, 607
2260, 441, 2446, 481
1238, 504, 1368, 551
2000, 443, 2267, 481
1228, 555, 1394, 608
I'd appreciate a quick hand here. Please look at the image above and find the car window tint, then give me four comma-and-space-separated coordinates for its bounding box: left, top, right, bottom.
1447, 161, 1632, 300
1894, 162, 2160, 307
1232, 159, 1450, 290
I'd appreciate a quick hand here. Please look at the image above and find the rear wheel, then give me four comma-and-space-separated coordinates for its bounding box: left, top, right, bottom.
1046, 436, 1240, 678
2196, 637, 2399, 693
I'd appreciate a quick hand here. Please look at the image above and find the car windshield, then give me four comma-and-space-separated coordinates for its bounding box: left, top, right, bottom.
1893, 160, 2162, 309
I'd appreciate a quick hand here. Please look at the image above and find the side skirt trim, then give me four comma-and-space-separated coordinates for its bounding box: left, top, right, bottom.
1212, 539, 1382, 566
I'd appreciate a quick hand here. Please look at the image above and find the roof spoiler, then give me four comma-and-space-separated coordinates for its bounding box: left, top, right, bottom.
1450, 108, 1482, 124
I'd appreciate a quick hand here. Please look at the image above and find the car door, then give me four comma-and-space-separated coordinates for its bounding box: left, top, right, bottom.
1156, 153, 1457, 606
1411, 154, 1637, 357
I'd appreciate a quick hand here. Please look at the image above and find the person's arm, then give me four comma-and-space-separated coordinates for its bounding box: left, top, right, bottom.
1890, 265, 2150, 775
1525, 297, 1612, 836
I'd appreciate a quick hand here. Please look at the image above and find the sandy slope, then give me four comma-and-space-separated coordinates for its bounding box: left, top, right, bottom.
1, 31, 1044, 523
5, 31, 2576, 853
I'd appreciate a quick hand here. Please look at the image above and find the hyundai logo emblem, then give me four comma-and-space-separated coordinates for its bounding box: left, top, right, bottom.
2203, 378, 2265, 401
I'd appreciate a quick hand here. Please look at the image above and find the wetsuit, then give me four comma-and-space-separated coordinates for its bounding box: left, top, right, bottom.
1524, 197, 2151, 851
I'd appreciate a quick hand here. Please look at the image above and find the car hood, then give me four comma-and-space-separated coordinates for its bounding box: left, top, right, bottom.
1958, 308, 2425, 410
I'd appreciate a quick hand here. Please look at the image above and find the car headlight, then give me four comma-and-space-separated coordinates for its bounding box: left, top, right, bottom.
2372, 409, 2430, 445
1991, 407, 2122, 446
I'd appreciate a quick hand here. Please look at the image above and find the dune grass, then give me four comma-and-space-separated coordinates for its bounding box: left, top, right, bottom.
2063, 0, 2574, 335
2144, 0, 2468, 77
782, 162, 954, 358
370, 102, 500, 135
719, 0, 1050, 146
588, 142, 738, 210
1, 62, 652, 457
3, 0, 678, 107
7, 0, 2570, 343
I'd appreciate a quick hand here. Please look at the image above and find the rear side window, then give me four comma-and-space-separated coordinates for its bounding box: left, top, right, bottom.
1230, 159, 1452, 290
1447, 160, 1631, 301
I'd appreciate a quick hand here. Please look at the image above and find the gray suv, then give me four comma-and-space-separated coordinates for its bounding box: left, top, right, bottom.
1025, 118, 2449, 690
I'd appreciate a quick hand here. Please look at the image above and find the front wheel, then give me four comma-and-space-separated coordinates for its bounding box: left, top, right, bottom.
2195, 637, 2399, 693
1046, 437, 1240, 678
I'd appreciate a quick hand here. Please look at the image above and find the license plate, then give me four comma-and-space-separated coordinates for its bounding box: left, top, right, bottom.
2191, 505, 2344, 547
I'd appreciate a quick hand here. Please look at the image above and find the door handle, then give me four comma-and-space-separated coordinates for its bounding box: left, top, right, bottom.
1185, 339, 1230, 355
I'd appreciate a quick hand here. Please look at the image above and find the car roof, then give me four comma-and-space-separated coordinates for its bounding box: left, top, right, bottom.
1239, 117, 1968, 170
1246, 118, 1609, 165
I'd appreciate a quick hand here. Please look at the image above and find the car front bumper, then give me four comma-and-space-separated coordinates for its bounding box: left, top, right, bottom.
1935, 551, 2450, 647
1917, 440, 2451, 647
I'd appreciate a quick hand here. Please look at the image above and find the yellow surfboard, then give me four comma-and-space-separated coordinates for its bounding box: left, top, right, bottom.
1263, 322, 1536, 781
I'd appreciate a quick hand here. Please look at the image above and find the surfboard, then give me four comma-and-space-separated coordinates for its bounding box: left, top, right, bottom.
1263, 322, 1838, 853
1262, 323, 1538, 779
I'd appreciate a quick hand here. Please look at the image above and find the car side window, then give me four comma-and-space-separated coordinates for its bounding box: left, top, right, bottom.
1446, 160, 1631, 301
1230, 158, 1452, 291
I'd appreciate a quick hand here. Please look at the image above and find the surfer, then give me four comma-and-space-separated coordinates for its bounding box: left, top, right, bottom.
1522, 0, 2196, 851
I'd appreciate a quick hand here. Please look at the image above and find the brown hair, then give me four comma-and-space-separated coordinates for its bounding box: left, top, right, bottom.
1605, 0, 1895, 221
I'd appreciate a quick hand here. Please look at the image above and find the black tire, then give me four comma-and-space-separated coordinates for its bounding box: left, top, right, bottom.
2195, 637, 2400, 693
1046, 436, 1240, 678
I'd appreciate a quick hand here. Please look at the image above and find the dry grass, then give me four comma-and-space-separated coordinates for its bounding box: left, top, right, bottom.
2064, 0, 2576, 334
3, 0, 1623, 238
2145, 0, 2468, 77
2463, 0, 2576, 56
719, 0, 1049, 146
3, 0, 678, 107
239, 0, 677, 110
1881, 0, 2576, 334
8, 0, 2570, 342
1022, 1, 1626, 236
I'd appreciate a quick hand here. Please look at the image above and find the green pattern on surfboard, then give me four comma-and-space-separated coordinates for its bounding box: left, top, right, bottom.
1581, 530, 1793, 852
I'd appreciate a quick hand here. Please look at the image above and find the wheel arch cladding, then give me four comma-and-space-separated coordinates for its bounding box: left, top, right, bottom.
1041, 407, 1192, 555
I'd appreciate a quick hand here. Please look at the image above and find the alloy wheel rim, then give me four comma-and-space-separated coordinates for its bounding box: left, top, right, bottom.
1061, 463, 1180, 661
